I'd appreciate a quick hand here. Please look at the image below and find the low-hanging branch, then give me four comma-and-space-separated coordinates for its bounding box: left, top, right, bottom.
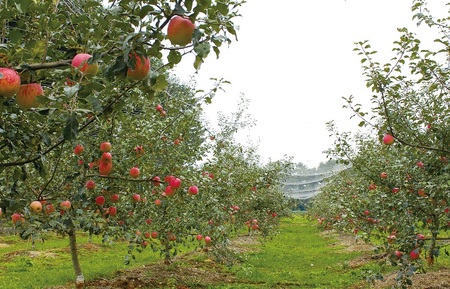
85, 174, 164, 184
15, 60, 72, 72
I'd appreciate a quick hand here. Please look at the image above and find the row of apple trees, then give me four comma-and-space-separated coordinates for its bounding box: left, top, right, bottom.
308, 1, 450, 287
0, 0, 293, 287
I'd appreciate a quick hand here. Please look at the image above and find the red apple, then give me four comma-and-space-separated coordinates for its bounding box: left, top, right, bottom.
108, 206, 117, 216
418, 189, 427, 197
16, 83, 44, 110
126, 52, 150, 81
11, 213, 24, 224
0, 68, 21, 98
156, 104, 163, 112
110, 194, 119, 202
364, 210, 370, 216
30, 201, 43, 213
71, 53, 98, 76
387, 234, 396, 244
45, 204, 55, 215
95, 196, 105, 206
196, 234, 203, 241
380, 172, 388, 179
129, 167, 140, 178
154, 199, 161, 206
383, 134, 395, 145
410, 249, 420, 260
167, 232, 176, 241
144, 232, 151, 238
145, 218, 152, 225
86, 180, 96, 190
101, 152, 112, 163
134, 145, 144, 156
188, 185, 199, 195
151, 231, 158, 239
164, 175, 175, 183
100, 141, 111, 152
394, 250, 402, 258
60, 200, 71, 210
169, 177, 181, 189
167, 15, 196, 46
416, 161, 424, 168
165, 185, 175, 197
132, 193, 141, 202
99, 161, 113, 175
204, 236, 211, 243
392, 187, 400, 194
152, 176, 161, 186
73, 144, 84, 155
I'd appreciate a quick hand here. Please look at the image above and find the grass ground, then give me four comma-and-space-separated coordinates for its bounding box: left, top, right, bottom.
0, 215, 449, 288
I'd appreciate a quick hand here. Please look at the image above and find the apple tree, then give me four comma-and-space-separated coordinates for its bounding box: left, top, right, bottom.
309, 1, 450, 287
0, 0, 257, 286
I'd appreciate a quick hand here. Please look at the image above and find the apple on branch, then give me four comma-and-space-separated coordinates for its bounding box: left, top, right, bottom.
16, 83, 44, 110
73, 144, 84, 155
126, 52, 150, 81
0, 68, 21, 98
72, 53, 98, 76
167, 15, 196, 46
100, 141, 111, 152
383, 134, 395, 145
30, 201, 43, 213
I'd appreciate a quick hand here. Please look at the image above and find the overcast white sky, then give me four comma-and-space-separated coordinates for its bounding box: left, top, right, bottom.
173, 0, 448, 168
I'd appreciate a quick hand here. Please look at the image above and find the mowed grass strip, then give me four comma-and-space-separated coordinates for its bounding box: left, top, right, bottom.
215, 214, 372, 289
0, 232, 166, 289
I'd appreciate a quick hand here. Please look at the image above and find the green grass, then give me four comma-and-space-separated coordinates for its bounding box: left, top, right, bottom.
0, 232, 166, 289
0, 215, 448, 288
210, 214, 384, 289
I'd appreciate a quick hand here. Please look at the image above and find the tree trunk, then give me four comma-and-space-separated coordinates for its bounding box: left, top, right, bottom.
68, 225, 85, 288
427, 218, 440, 265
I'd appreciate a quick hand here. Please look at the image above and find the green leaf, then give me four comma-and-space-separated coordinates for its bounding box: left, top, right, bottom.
138, 5, 154, 18
168, 50, 182, 65
64, 84, 80, 98
185, 0, 193, 11
193, 55, 204, 70
194, 42, 211, 58
152, 74, 168, 92
86, 95, 103, 112
41, 133, 51, 146
63, 114, 79, 141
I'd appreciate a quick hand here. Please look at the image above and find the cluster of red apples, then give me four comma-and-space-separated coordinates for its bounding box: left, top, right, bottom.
0, 14, 195, 109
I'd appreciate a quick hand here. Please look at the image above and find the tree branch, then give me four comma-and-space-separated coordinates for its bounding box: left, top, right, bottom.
15, 60, 72, 72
